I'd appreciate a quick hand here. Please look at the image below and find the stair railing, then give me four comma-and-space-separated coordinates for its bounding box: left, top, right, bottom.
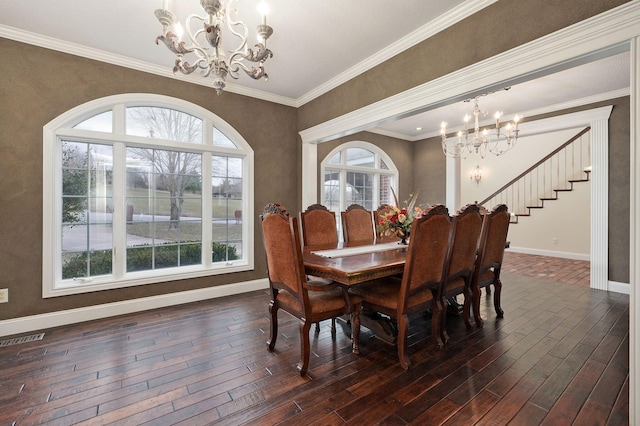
478, 127, 591, 223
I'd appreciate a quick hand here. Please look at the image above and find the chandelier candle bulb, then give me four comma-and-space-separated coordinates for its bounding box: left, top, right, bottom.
258, 2, 269, 26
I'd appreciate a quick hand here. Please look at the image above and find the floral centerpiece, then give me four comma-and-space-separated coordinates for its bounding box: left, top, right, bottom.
377, 188, 424, 244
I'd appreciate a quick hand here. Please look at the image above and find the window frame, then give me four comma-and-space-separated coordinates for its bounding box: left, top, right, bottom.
43, 94, 254, 298
320, 141, 398, 237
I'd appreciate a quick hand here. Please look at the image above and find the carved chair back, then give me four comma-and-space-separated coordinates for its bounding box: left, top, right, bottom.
299, 204, 338, 247
401, 204, 452, 301
261, 203, 309, 314
471, 204, 510, 327
341, 204, 375, 243
442, 203, 484, 330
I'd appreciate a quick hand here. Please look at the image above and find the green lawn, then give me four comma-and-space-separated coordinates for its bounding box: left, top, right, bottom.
86, 186, 244, 240
125, 187, 242, 218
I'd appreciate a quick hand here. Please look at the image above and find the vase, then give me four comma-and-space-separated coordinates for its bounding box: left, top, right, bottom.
397, 232, 409, 245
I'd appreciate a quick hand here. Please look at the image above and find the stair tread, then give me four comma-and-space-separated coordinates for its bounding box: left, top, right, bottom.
527, 206, 544, 209
540, 197, 558, 201
516, 213, 531, 217
554, 189, 573, 192
569, 179, 589, 183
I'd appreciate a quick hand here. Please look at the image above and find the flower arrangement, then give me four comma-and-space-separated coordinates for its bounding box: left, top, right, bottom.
377, 188, 424, 244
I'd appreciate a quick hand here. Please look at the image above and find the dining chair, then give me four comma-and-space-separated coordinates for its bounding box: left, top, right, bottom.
299, 204, 339, 247
350, 204, 452, 369
299, 203, 340, 332
440, 203, 484, 342
471, 204, 510, 328
261, 203, 361, 376
341, 204, 375, 243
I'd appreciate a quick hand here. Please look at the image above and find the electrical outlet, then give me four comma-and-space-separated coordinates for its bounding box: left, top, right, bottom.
0, 288, 7, 303
552, 237, 559, 245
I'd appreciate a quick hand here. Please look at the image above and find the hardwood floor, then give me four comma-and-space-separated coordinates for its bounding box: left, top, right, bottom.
0, 260, 629, 425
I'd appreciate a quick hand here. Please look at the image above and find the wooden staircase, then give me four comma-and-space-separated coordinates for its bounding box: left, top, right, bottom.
478, 127, 591, 224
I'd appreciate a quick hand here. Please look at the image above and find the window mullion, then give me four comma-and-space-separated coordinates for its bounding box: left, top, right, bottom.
113, 104, 126, 135
111, 142, 126, 279
340, 170, 347, 211
202, 152, 213, 268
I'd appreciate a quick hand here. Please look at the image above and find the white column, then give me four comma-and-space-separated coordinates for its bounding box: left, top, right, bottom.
446, 155, 461, 212
629, 35, 640, 426
301, 141, 318, 211
590, 118, 609, 291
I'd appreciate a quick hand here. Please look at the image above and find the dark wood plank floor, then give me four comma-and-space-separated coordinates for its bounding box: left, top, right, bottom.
0, 269, 629, 425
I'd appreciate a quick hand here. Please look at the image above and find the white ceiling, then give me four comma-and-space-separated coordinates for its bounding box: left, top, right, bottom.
0, 0, 630, 139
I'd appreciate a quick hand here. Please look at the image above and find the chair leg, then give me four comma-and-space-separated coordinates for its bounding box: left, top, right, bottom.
315, 322, 320, 333
462, 288, 472, 329
472, 285, 484, 328
494, 278, 504, 318
331, 318, 336, 337
351, 304, 361, 355
397, 314, 410, 369
297, 319, 312, 376
266, 301, 278, 351
438, 299, 449, 347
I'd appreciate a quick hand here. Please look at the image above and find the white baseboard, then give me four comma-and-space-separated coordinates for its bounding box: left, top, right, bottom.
0, 278, 269, 338
506, 246, 590, 261
608, 280, 630, 295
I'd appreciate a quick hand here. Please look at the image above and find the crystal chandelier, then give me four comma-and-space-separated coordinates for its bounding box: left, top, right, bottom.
440, 95, 521, 158
155, 0, 274, 94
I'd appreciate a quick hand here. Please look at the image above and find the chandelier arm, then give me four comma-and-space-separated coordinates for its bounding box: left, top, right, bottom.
227, 59, 268, 80
239, 44, 272, 63
156, 32, 195, 56
225, 0, 251, 55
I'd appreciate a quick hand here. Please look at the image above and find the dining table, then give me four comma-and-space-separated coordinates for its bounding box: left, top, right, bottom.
303, 239, 408, 343
303, 239, 407, 285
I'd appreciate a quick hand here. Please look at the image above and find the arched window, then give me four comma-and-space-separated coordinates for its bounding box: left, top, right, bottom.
43, 94, 254, 297
321, 142, 398, 234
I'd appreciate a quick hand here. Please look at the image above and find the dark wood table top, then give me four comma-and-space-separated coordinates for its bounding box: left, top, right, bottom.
303, 240, 407, 286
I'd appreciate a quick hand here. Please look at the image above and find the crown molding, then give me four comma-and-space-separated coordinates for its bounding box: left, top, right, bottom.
0, 24, 298, 107
0, 1, 497, 108
296, 0, 498, 107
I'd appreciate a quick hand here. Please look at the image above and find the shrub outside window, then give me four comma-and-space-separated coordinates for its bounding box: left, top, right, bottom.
43, 94, 254, 297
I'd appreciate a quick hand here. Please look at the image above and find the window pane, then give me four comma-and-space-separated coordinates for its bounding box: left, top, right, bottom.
74, 111, 113, 132
380, 158, 390, 170
212, 156, 243, 262
379, 175, 392, 206
213, 128, 238, 148
328, 152, 341, 164
126, 107, 203, 144
323, 170, 341, 212
61, 141, 113, 279
346, 148, 375, 167
346, 172, 374, 210
126, 147, 203, 272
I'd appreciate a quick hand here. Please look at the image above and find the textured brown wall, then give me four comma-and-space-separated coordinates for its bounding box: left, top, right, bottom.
315, 131, 415, 207
297, 0, 629, 131
412, 137, 447, 206
0, 39, 298, 320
